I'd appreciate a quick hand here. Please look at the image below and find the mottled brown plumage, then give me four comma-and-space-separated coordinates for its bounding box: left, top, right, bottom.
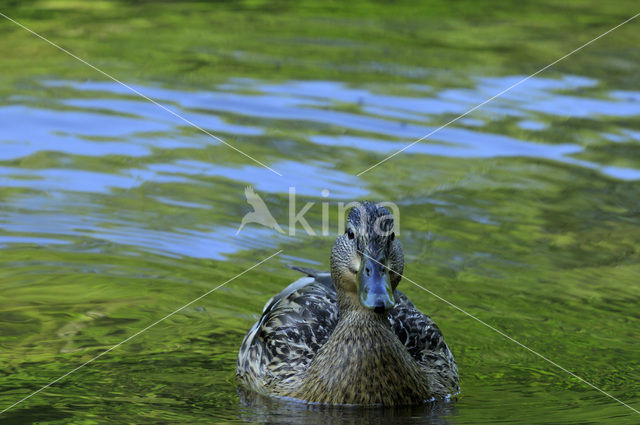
237, 202, 459, 405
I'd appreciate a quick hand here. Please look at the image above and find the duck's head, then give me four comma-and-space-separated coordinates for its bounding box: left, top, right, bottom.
330, 201, 404, 314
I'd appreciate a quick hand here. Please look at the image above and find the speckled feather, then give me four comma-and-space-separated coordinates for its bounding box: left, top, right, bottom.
237, 267, 459, 404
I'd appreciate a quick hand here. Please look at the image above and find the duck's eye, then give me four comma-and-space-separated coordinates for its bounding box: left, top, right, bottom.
346, 228, 355, 240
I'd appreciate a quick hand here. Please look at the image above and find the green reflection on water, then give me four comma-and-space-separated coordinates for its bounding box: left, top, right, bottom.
1, 1, 639, 424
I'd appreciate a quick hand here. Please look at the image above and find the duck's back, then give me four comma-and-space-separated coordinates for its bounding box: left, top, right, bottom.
236, 267, 459, 398
390, 291, 459, 396
236, 272, 338, 395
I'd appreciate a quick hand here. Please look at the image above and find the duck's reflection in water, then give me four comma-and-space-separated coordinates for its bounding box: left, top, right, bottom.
237, 388, 457, 425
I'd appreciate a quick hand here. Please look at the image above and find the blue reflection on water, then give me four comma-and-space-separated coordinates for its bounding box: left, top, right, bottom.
1, 74, 639, 258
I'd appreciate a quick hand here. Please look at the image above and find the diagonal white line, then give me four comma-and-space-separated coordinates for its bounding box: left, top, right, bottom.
359, 251, 640, 415
0, 12, 282, 177
356, 12, 640, 176
0, 250, 283, 416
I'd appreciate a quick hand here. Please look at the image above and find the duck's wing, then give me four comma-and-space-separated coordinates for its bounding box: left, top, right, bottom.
237, 270, 337, 394
389, 290, 460, 395
285, 265, 332, 287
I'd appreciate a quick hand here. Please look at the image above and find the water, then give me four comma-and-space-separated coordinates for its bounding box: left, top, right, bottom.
1, 1, 639, 424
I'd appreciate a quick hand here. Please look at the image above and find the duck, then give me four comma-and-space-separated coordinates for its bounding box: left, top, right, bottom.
236, 201, 459, 405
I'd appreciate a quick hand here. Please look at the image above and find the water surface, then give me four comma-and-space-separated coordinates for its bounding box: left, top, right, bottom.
1, 1, 639, 424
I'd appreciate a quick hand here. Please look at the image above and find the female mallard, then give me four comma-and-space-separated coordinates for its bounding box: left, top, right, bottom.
237, 202, 459, 405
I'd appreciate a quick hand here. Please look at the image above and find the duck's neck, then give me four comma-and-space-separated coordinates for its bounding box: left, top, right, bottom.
292, 292, 432, 405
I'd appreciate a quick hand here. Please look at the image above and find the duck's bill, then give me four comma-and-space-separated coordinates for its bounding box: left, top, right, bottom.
358, 256, 395, 313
